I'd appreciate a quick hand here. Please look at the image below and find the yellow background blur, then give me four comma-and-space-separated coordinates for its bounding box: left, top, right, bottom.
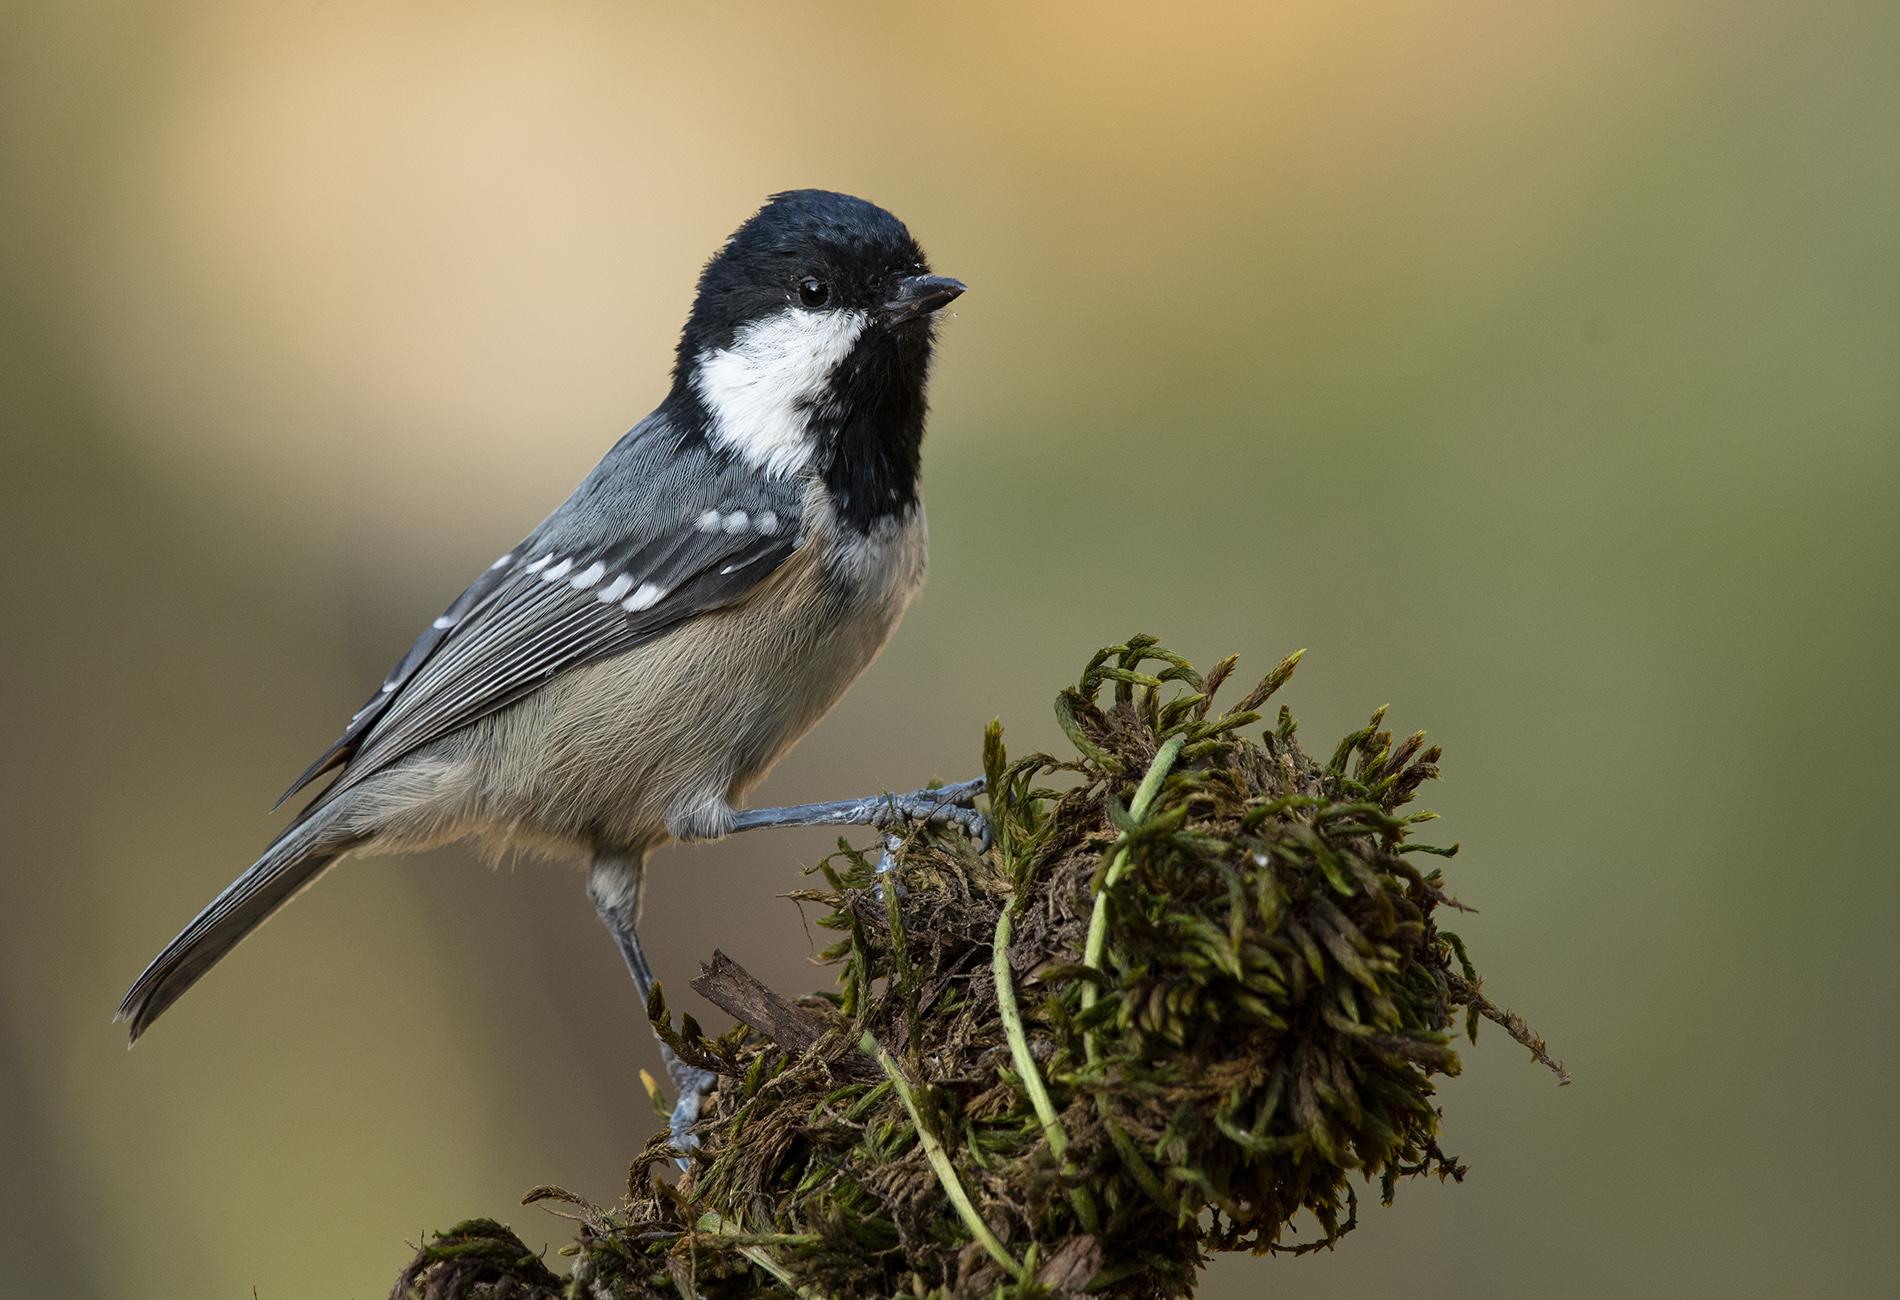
3, 2, 1896, 1296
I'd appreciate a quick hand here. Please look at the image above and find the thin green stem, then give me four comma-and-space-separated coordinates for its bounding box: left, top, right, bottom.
692, 1215, 822, 1247
695, 1213, 828, 1298
994, 906, 1102, 1232
1080, 734, 1185, 1052
993, 909, 1063, 1156
860, 1032, 1027, 1282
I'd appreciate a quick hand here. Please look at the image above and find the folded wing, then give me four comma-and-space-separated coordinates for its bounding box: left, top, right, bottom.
280, 423, 806, 807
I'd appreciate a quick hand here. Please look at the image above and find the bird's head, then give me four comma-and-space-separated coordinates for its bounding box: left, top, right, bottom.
667, 190, 965, 529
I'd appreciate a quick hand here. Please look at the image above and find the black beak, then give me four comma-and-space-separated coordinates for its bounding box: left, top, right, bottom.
880, 275, 967, 325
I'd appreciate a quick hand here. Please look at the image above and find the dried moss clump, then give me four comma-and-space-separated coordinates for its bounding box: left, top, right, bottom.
395, 637, 1562, 1300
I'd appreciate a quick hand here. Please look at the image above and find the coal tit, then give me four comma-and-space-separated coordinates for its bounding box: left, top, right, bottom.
119, 191, 969, 1133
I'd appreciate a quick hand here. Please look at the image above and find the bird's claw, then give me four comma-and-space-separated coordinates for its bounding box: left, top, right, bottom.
661, 1049, 717, 1168
867, 779, 992, 852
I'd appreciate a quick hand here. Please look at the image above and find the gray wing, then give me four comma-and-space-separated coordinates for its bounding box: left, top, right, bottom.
279, 420, 805, 806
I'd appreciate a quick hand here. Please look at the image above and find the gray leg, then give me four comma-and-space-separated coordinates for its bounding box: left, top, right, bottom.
582, 781, 986, 1163
587, 856, 716, 1165
730, 777, 989, 848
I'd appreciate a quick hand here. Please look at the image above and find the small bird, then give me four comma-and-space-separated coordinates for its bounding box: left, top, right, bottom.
119, 190, 975, 1141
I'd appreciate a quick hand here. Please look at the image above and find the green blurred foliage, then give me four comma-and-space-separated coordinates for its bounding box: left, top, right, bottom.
1, 1, 1895, 1297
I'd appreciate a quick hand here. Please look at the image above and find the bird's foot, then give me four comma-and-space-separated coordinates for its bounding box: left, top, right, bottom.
729, 777, 990, 850
866, 780, 989, 846
659, 1045, 717, 1167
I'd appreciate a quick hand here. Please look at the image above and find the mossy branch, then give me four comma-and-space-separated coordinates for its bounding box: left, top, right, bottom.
392, 636, 1561, 1300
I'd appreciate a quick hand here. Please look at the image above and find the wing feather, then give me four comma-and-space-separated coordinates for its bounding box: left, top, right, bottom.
285, 431, 807, 807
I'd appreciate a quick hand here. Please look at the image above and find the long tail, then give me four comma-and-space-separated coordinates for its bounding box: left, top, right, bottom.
117, 810, 352, 1044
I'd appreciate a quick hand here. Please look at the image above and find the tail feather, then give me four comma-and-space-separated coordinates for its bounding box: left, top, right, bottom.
117, 816, 351, 1044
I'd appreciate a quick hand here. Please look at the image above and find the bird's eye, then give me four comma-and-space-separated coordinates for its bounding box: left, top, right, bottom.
798, 278, 831, 309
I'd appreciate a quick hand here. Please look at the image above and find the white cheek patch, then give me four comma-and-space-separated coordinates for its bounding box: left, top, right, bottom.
693, 306, 869, 478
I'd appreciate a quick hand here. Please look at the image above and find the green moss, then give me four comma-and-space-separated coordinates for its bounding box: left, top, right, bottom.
390, 1218, 566, 1299
394, 636, 1562, 1300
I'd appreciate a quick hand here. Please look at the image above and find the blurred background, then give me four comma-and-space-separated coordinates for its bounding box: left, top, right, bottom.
2, 1, 1896, 1296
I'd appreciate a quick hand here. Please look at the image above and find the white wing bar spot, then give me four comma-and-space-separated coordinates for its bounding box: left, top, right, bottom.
622, 582, 667, 612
